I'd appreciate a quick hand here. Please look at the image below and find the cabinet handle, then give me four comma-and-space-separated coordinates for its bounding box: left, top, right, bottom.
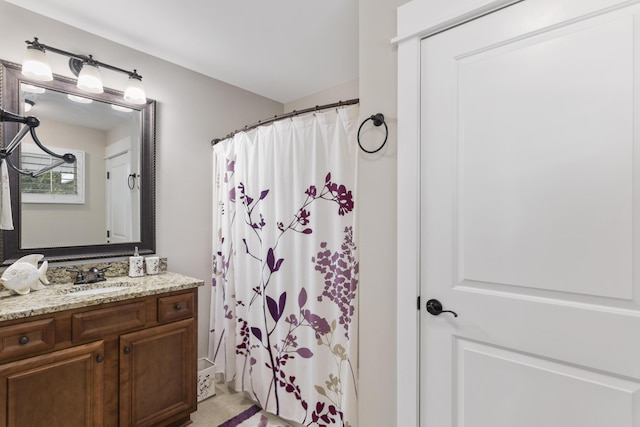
124, 346, 131, 354
175, 304, 182, 311
18, 336, 29, 345
96, 355, 104, 363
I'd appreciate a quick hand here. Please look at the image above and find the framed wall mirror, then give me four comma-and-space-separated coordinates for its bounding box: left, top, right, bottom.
0, 61, 155, 265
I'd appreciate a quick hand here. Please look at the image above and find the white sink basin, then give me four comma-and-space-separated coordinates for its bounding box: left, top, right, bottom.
63, 283, 135, 296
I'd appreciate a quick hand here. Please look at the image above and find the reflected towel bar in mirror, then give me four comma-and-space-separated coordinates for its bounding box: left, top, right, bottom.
0, 108, 76, 176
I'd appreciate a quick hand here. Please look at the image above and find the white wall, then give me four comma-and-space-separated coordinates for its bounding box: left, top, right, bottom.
284, 79, 358, 112
0, 2, 284, 357
358, 1, 406, 426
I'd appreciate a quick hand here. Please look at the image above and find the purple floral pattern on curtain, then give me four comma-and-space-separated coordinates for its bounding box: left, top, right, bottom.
210, 106, 359, 427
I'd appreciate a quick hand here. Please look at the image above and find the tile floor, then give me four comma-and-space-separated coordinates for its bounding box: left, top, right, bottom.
189, 382, 303, 427
190, 382, 255, 426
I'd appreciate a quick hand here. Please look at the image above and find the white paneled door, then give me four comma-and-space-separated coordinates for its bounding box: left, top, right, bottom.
420, 0, 640, 425
105, 149, 133, 244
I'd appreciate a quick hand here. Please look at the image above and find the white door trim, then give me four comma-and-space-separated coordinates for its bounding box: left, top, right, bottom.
395, 1, 640, 426
396, 34, 421, 427
393, 0, 522, 45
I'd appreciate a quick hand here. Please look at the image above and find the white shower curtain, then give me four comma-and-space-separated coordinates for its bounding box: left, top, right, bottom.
210, 105, 359, 426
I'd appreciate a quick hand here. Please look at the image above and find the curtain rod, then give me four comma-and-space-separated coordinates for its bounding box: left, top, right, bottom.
211, 98, 359, 145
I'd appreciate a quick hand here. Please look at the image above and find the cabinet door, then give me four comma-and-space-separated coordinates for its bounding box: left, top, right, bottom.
119, 318, 195, 427
0, 340, 105, 427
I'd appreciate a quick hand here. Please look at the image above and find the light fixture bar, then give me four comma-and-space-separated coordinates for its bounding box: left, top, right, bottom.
23, 38, 147, 104
25, 38, 142, 79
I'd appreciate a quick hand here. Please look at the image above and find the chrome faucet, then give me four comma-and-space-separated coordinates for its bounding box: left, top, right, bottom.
67, 267, 108, 285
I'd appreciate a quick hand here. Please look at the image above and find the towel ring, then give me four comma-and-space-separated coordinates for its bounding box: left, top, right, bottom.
357, 113, 388, 154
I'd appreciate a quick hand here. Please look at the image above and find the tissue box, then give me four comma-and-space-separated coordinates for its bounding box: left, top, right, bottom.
197, 358, 216, 402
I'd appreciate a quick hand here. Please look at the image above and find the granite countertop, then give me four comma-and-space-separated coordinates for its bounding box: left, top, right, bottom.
0, 272, 205, 322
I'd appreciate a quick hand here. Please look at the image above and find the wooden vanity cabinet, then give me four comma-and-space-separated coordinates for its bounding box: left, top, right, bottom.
0, 340, 104, 427
119, 292, 196, 427
120, 318, 195, 426
0, 288, 198, 427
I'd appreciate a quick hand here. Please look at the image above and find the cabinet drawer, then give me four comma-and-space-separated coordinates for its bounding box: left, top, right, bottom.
158, 292, 194, 323
72, 301, 147, 343
0, 318, 55, 360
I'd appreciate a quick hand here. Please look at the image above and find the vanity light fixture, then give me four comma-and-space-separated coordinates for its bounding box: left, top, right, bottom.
21, 42, 52, 81
76, 56, 103, 94
123, 73, 146, 104
21, 37, 147, 105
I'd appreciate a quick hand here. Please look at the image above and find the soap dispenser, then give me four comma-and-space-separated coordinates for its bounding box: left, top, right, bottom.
128, 246, 144, 277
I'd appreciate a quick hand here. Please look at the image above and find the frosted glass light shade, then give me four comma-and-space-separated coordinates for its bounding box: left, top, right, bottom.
22, 46, 53, 81
77, 63, 104, 94
123, 76, 146, 105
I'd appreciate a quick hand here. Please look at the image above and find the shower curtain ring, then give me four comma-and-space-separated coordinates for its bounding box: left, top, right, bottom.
357, 113, 388, 153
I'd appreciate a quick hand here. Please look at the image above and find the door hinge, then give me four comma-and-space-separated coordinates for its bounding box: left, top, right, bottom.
106, 171, 110, 179
417, 295, 421, 310
107, 230, 110, 238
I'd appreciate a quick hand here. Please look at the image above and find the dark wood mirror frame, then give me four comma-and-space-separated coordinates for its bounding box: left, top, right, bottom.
0, 61, 155, 265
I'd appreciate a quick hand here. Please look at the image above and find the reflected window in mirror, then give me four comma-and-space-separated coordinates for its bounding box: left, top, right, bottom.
21, 145, 85, 204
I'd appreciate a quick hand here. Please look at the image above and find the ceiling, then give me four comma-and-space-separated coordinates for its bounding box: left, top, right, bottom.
4, 0, 359, 104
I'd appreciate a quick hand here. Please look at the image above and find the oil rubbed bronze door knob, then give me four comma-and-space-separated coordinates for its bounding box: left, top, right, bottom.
426, 299, 458, 317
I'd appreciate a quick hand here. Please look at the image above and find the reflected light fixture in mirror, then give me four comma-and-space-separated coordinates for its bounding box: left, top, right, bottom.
21, 83, 45, 94
112, 104, 133, 113
67, 94, 92, 104
21, 37, 146, 104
